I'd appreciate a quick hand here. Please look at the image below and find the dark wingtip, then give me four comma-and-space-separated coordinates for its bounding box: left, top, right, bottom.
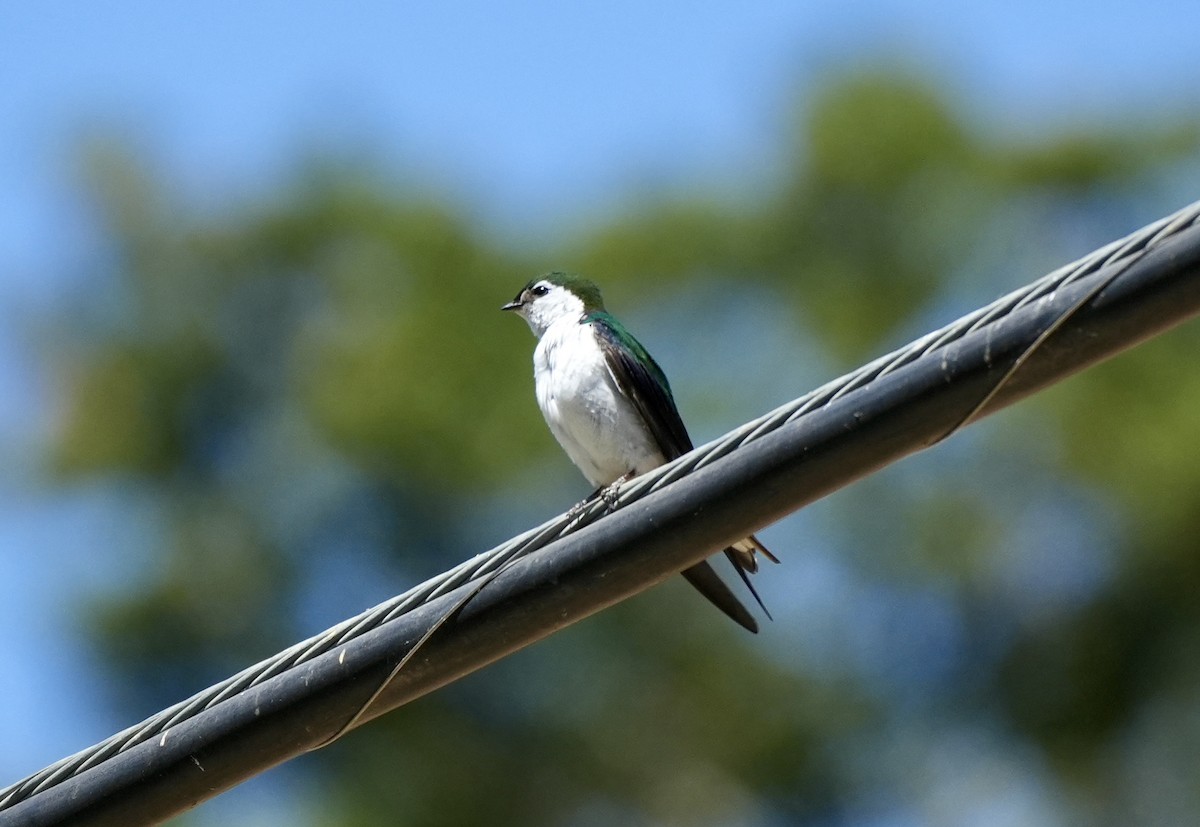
680, 561, 760, 633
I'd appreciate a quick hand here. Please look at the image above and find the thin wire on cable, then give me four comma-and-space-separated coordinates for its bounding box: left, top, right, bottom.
926, 248, 1143, 447
306, 554, 518, 752
3, 198, 1199, 811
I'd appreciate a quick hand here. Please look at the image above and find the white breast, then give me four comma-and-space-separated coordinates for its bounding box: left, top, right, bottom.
533, 319, 666, 487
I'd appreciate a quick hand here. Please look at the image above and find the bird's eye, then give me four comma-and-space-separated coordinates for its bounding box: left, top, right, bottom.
531, 284, 550, 297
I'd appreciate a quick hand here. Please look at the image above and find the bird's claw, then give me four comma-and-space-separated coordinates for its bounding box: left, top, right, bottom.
565, 473, 635, 521
600, 484, 621, 511
600, 471, 636, 512
566, 485, 605, 520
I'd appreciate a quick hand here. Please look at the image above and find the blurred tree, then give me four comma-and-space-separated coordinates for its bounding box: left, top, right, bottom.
39, 66, 1200, 825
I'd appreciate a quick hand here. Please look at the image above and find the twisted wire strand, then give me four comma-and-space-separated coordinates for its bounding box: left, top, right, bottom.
4, 198, 1199, 810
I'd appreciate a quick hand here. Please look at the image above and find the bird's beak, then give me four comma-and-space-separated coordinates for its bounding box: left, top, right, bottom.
501, 299, 522, 311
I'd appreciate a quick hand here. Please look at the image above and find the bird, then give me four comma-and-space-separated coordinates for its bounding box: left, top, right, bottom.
502, 271, 778, 632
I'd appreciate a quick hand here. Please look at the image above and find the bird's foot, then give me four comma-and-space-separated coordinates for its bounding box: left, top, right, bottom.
566, 486, 605, 520
565, 473, 636, 521
600, 471, 636, 512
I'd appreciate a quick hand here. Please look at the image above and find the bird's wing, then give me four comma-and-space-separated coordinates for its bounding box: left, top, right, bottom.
586, 311, 693, 460
680, 561, 759, 633
587, 311, 775, 632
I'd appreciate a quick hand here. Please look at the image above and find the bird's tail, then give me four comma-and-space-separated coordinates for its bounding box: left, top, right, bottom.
680, 534, 779, 632
723, 534, 779, 621
726, 534, 779, 572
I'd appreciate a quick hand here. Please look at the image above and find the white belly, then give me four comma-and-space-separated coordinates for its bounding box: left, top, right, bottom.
533, 321, 666, 487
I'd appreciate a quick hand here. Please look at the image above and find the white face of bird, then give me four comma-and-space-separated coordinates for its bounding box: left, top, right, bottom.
502, 279, 586, 338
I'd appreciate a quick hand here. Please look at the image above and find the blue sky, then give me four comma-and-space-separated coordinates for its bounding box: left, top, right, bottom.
3, 0, 1200, 800
6, 0, 1200, 278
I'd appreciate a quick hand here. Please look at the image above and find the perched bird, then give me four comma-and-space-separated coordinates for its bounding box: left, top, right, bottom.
502, 272, 777, 632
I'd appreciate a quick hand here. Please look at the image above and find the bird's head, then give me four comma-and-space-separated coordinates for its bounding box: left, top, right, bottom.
502, 272, 605, 337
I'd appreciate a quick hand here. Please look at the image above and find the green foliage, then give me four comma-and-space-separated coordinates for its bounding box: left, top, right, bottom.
38, 66, 1200, 824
